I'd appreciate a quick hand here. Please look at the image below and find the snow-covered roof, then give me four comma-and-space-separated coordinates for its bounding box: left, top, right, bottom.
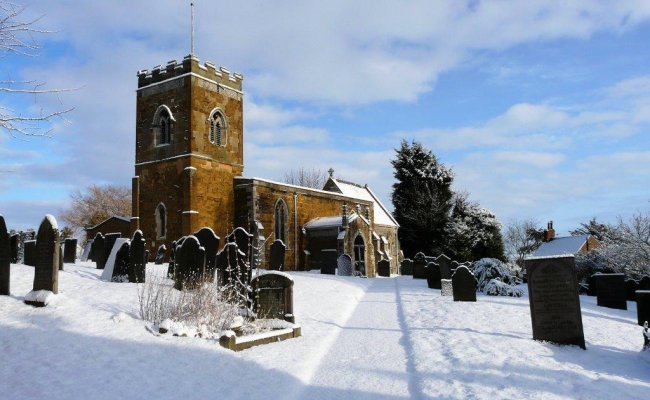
84, 215, 130, 231
325, 178, 398, 227
304, 216, 342, 229
528, 235, 589, 259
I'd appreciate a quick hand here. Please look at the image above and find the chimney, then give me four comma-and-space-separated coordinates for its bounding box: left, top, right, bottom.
545, 221, 555, 242
341, 203, 349, 228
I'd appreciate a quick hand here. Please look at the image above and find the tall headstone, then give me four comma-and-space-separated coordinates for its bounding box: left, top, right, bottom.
92, 233, 106, 269
193, 227, 220, 278
101, 233, 120, 270
594, 273, 627, 310
25, 215, 60, 306
636, 290, 650, 327
226, 227, 252, 258
80, 240, 93, 262
174, 235, 206, 290
626, 279, 638, 302
129, 230, 146, 283
251, 271, 295, 322
426, 262, 442, 289
435, 254, 452, 280
112, 242, 131, 281
155, 244, 166, 265
215, 242, 249, 286
269, 239, 286, 271
413, 252, 427, 279
0, 215, 10, 295
377, 259, 390, 277
100, 238, 129, 281
452, 266, 477, 302
526, 257, 585, 349
63, 238, 77, 263
337, 254, 353, 276
400, 259, 413, 276
23, 240, 36, 266
320, 249, 337, 275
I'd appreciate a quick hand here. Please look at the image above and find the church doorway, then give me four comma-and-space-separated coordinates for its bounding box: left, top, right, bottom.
354, 234, 366, 276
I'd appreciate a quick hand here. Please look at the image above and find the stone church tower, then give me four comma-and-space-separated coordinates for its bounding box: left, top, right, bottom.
131, 54, 244, 252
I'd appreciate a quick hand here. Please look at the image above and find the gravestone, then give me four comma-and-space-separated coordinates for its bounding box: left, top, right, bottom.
144, 250, 150, 264
426, 262, 441, 289
594, 273, 627, 310
441, 279, 453, 296
80, 240, 93, 262
639, 276, 650, 291
155, 244, 166, 264
23, 240, 36, 266
92, 233, 106, 269
0, 215, 10, 295
320, 249, 337, 275
637, 290, 650, 327
167, 239, 183, 278
112, 242, 131, 282
337, 254, 353, 276
174, 235, 206, 290
25, 215, 60, 307
413, 252, 427, 279
215, 242, 249, 286
269, 239, 286, 271
377, 259, 390, 277
452, 266, 477, 302
101, 233, 120, 270
436, 254, 452, 279
226, 227, 253, 258
625, 279, 638, 302
526, 256, 585, 349
193, 227, 220, 278
129, 230, 146, 283
58, 245, 64, 270
9, 233, 19, 263
63, 238, 77, 263
100, 238, 129, 281
400, 259, 413, 276
586, 274, 598, 296
251, 271, 295, 323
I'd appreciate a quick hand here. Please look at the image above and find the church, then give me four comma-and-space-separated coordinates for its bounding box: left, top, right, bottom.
130, 53, 400, 277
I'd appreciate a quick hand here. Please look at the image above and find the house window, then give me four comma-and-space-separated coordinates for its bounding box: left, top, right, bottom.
274, 199, 287, 243
152, 105, 175, 146
208, 109, 227, 146
155, 203, 167, 239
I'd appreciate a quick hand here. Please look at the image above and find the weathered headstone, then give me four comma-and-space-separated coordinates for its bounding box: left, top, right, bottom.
320, 249, 337, 275
23, 240, 36, 266
251, 271, 295, 323
636, 290, 650, 327
174, 235, 206, 290
426, 262, 441, 289
100, 238, 129, 281
269, 239, 287, 271
413, 252, 427, 279
226, 227, 253, 258
155, 244, 166, 265
377, 259, 390, 277
25, 215, 60, 307
193, 227, 220, 278
626, 279, 638, 302
0, 215, 10, 295
639, 276, 650, 291
63, 238, 77, 263
441, 279, 453, 296
9, 233, 18, 263
80, 240, 93, 262
400, 259, 413, 276
101, 233, 120, 270
337, 254, 353, 276
112, 242, 131, 281
594, 273, 627, 310
526, 256, 585, 349
215, 242, 249, 286
452, 266, 477, 302
129, 230, 146, 283
436, 254, 452, 280
92, 233, 106, 269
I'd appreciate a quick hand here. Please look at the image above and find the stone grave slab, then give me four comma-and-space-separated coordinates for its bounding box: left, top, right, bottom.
92, 233, 106, 269
226, 227, 253, 258
320, 249, 337, 275
441, 279, 453, 296
80, 240, 93, 262
112, 242, 131, 282
269, 239, 286, 271
251, 271, 294, 323
452, 266, 477, 302
100, 238, 129, 281
413, 252, 427, 279
594, 273, 627, 310
129, 230, 146, 283
193, 227, 220, 278
155, 244, 166, 264
63, 238, 77, 263
436, 254, 452, 279
174, 235, 206, 290
9, 234, 18, 263
377, 259, 390, 277
101, 233, 120, 270
400, 259, 413, 276
0, 215, 9, 295
24, 240, 36, 266
637, 290, 650, 327
426, 262, 441, 289
26, 215, 60, 307
337, 254, 353, 276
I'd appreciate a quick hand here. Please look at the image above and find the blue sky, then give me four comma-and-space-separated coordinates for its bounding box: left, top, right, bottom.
1, 1, 650, 235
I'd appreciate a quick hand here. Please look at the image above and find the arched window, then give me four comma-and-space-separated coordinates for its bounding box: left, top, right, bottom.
354, 234, 366, 276
274, 199, 287, 243
152, 105, 175, 146
155, 203, 167, 239
208, 108, 227, 146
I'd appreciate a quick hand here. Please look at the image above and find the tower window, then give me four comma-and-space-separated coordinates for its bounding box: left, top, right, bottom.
155, 203, 167, 239
208, 109, 227, 146
160, 112, 171, 144
152, 105, 175, 146
274, 199, 287, 243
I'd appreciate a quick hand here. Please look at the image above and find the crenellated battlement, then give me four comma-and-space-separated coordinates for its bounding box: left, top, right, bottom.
137, 54, 243, 90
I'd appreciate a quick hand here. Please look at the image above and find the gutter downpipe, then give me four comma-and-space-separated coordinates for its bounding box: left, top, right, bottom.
293, 192, 298, 271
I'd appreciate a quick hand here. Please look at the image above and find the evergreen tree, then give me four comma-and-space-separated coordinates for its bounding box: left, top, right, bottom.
391, 140, 454, 257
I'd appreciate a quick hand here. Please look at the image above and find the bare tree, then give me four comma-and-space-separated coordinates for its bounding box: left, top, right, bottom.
0, 2, 73, 137
282, 167, 330, 189
503, 218, 541, 267
59, 184, 131, 234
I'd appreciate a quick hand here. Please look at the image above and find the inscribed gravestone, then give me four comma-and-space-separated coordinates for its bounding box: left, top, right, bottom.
251, 271, 294, 322
101, 233, 120, 270
215, 242, 250, 286
155, 244, 166, 264
337, 254, 352, 276
25, 215, 60, 306
129, 230, 146, 283
174, 235, 206, 290
637, 290, 650, 326
626, 279, 638, 302
452, 266, 477, 302
80, 240, 93, 262
0, 215, 10, 295
269, 239, 286, 271
426, 262, 441, 289
441, 279, 453, 296
320, 249, 337, 275
92, 233, 106, 269
63, 238, 77, 263
24, 240, 36, 266
227, 227, 252, 258
593, 273, 627, 310
400, 259, 413, 276
526, 256, 585, 349
193, 227, 220, 278
413, 252, 427, 279
377, 259, 390, 277
436, 254, 452, 280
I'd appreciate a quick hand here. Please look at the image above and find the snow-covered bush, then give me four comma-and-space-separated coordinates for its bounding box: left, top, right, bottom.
471, 258, 519, 291
484, 279, 523, 297
575, 251, 611, 283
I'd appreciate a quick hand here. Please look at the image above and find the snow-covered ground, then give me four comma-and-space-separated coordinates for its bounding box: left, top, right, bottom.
1, 262, 648, 400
